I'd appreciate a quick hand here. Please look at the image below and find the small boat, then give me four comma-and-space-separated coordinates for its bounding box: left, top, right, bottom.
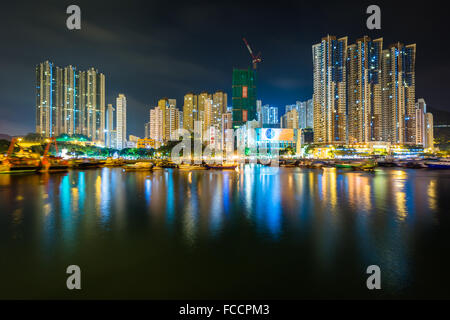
309, 161, 326, 169
157, 161, 178, 169
178, 164, 206, 170
404, 161, 428, 169
71, 159, 104, 169
360, 161, 377, 172
335, 163, 354, 169
205, 163, 238, 170
425, 162, 450, 170
123, 162, 153, 171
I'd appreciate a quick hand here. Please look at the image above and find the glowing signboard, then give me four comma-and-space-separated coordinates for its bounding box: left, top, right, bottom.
260, 128, 294, 141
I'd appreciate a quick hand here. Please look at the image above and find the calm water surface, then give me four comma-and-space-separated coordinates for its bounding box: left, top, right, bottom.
1, 165, 450, 299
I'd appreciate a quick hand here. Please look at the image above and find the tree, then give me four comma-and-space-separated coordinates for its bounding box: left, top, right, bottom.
23, 133, 45, 142
0, 139, 10, 153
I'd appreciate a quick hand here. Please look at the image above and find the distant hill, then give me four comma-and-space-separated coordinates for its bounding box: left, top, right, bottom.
428, 107, 450, 148
428, 107, 450, 125
0, 134, 11, 141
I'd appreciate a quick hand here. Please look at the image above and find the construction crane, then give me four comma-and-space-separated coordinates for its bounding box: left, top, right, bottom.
242, 37, 262, 70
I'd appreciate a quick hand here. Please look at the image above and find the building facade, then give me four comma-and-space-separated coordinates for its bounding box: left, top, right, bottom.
116, 94, 127, 150
232, 67, 257, 127
312, 36, 419, 146
36, 61, 106, 144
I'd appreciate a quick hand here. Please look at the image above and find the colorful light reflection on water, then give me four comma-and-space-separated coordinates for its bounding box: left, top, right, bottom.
0, 166, 449, 299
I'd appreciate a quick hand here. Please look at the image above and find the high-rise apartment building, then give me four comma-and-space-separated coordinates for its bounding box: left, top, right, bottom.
213, 91, 228, 114
221, 112, 233, 147
36, 61, 106, 144
415, 98, 426, 146
281, 109, 299, 129
105, 104, 115, 148
260, 104, 278, 125
415, 98, 434, 150
382, 43, 416, 144
150, 105, 164, 143
61, 65, 77, 135
36, 61, 60, 137
425, 113, 434, 150
166, 105, 180, 141
305, 99, 314, 128
83, 68, 105, 143
116, 94, 127, 150
312, 36, 418, 145
312, 35, 348, 144
347, 36, 383, 143
183, 92, 198, 132
150, 98, 180, 142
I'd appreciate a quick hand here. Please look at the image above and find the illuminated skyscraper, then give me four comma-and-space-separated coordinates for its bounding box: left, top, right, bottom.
213, 90, 228, 114
83, 68, 105, 143
347, 36, 383, 143
312, 36, 417, 145
425, 112, 434, 150
166, 105, 180, 141
62, 65, 77, 135
260, 104, 278, 125
116, 94, 127, 150
198, 92, 211, 133
312, 35, 348, 144
105, 103, 115, 148
282, 109, 299, 129
150, 105, 163, 143
221, 112, 233, 148
382, 43, 416, 144
416, 98, 434, 149
182, 92, 198, 132
305, 99, 314, 128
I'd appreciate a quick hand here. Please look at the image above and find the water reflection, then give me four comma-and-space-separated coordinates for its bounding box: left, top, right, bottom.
0, 166, 448, 298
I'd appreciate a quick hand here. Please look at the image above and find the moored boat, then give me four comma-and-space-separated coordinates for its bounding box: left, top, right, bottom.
104, 157, 125, 167
178, 164, 206, 170
0, 158, 40, 174
335, 163, 354, 169
40, 156, 70, 173
71, 159, 104, 169
205, 163, 238, 170
157, 161, 178, 168
123, 162, 153, 171
425, 162, 450, 169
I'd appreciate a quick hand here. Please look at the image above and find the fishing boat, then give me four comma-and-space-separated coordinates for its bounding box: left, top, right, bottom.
123, 162, 153, 171
0, 158, 40, 174
205, 163, 238, 170
39, 156, 70, 173
425, 162, 450, 169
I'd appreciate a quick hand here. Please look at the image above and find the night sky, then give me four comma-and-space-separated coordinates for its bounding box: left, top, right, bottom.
1, 0, 449, 137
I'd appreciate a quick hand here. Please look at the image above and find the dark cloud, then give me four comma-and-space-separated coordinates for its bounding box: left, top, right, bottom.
0, 0, 449, 136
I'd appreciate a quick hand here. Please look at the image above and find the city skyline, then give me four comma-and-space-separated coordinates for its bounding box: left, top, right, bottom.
1, 1, 450, 137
